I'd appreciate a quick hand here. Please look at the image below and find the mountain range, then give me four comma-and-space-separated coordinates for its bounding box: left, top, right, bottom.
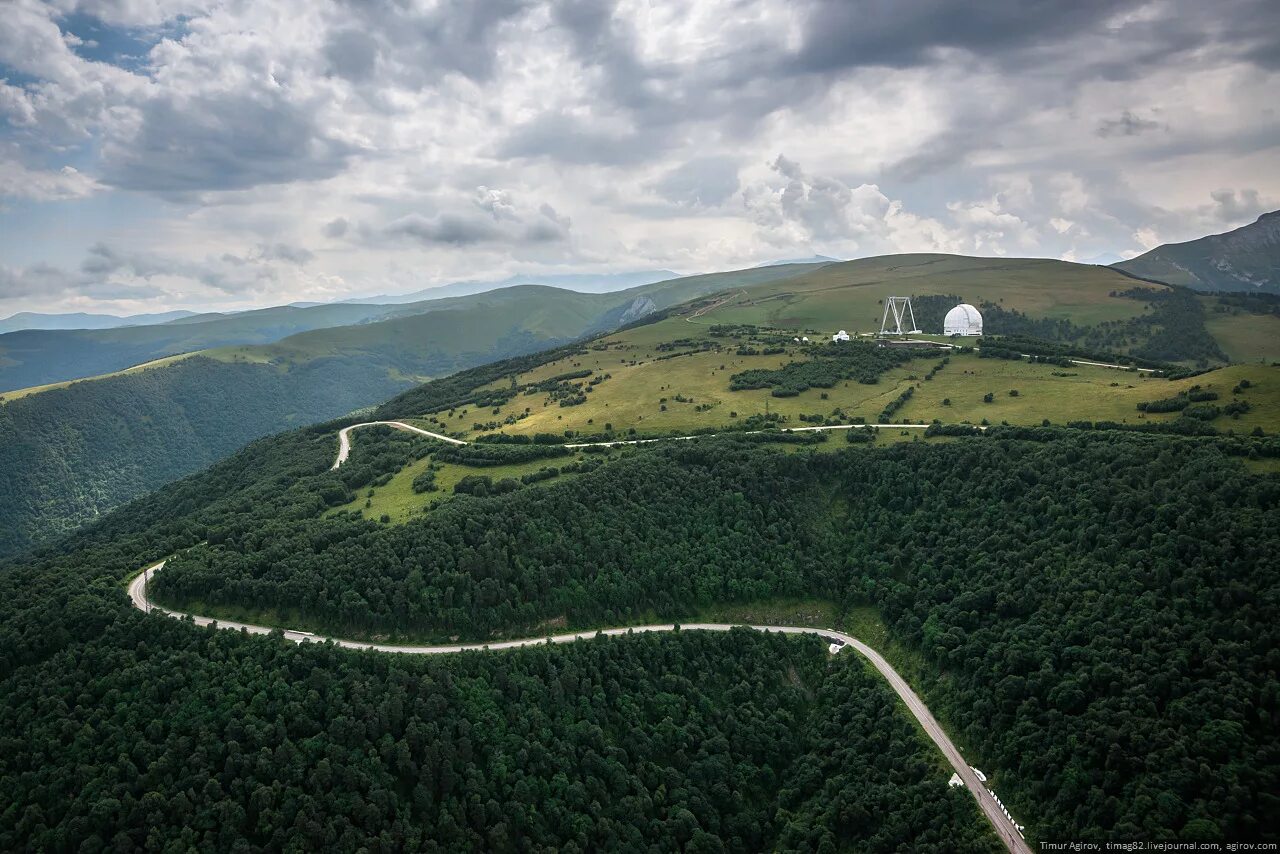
1113, 210, 1280, 293
0, 263, 819, 555
0, 309, 197, 334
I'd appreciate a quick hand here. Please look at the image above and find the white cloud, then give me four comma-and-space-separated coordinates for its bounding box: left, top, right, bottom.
0, 0, 1277, 313
0, 162, 101, 201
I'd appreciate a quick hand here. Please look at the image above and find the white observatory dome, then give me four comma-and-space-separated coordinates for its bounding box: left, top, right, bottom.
943, 303, 983, 336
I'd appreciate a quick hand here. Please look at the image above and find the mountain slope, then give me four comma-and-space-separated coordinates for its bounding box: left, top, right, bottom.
0, 264, 815, 556
0, 302, 424, 392
0, 264, 816, 393
1113, 211, 1280, 293
344, 269, 681, 304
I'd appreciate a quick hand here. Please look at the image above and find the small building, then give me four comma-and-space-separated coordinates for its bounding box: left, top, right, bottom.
943, 303, 983, 336
832, 330, 851, 342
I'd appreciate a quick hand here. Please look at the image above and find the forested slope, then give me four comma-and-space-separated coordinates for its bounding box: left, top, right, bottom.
2, 305, 1277, 845
0, 431, 1006, 851
0, 266, 818, 556
0, 356, 408, 557
147, 433, 1279, 841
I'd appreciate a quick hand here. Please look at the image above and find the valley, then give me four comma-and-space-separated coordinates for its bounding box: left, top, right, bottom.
3, 273, 1277, 848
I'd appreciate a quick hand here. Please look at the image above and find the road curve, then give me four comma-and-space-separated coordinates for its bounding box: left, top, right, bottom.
128, 562, 1030, 852
332, 421, 467, 469
332, 421, 970, 465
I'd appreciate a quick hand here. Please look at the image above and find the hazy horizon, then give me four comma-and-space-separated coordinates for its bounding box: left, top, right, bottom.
2, 0, 1277, 316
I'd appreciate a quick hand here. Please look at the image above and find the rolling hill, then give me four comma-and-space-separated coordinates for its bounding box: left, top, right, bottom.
0, 264, 817, 393
688, 253, 1165, 329
0, 301, 424, 393
0, 264, 819, 557
6, 305, 1273, 848
1113, 210, 1280, 293
5, 249, 1274, 559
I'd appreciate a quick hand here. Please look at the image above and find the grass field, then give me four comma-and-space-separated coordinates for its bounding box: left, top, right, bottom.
1203, 309, 1280, 364
333, 451, 602, 523
687, 254, 1165, 334
410, 314, 1280, 440
900, 360, 1280, 432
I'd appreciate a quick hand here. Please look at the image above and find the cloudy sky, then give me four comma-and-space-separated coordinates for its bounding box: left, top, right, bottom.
1, 0, 1278, 315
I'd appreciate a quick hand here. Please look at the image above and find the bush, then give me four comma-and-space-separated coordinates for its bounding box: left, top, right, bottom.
411, 469, 438, 493
1137, 395, 1189, 413
435, 444, 570, 467
1182, 404, 1221, 421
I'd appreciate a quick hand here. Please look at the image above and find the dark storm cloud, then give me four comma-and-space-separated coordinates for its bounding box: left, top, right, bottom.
258, 243, 315, 264
1208, 189, 1268, 224
786, 0, 1132, 73
383, 204, 571, 247
101, 88, 356, 193
384, 213, 505, 246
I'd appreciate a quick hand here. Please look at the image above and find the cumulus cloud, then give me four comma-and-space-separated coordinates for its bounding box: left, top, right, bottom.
1207, 188, 1271, 224
384, 213, 505, 246
0, 162, 100, 201
0, 0, 1278, 312
382, 191, 572, 248
743, 155, 966, 254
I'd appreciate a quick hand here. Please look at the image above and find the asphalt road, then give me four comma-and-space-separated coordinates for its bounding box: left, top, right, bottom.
128, 561, 1030, 852
332, 419, 964, 465
331, 420, 466, 469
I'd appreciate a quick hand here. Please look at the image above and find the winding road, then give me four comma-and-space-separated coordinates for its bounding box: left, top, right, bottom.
331, 421, 963, 467
128, 561, 1030, 852
332, 421, 466, 469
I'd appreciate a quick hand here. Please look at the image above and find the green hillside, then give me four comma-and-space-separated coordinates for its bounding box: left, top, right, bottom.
0, 301, 413, 392
691, 253, 1165, 330
1, 288, 1276, 847
381, 316, 1279, 447
3, 388, 1274, 846
0, 266, 817, 557
1113, 210, 1280, 293
0, 263, 817, 393
4, 251, 1271, 559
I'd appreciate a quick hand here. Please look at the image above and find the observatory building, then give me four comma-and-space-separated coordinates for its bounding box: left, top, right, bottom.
832, 330, 851, 342
943, 303, 983, 336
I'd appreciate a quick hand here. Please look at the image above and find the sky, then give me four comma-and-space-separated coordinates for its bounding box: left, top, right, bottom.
1, 0, 1278, 316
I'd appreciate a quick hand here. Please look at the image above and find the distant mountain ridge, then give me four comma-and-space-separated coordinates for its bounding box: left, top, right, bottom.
757, 255, 841, 267
0, 309, 197, 334
0, 263, 818, 556
1113, 210, 1280, 293
343, 270, 681, 304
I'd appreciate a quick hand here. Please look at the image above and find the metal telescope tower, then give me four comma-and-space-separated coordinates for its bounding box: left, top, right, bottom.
879, 296, 921, 336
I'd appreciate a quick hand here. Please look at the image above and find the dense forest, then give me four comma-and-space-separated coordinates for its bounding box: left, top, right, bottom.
0, 619, 997, 852
978, 285, 1227, 366
0, 356, 410, 558
0, 426, 1006, 850
1, 333, 1276, 846
140, 433, 1280, 841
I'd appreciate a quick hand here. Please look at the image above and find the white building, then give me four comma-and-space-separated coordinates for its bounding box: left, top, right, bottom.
832, 329, 851, 342
943, 304, 983, 336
